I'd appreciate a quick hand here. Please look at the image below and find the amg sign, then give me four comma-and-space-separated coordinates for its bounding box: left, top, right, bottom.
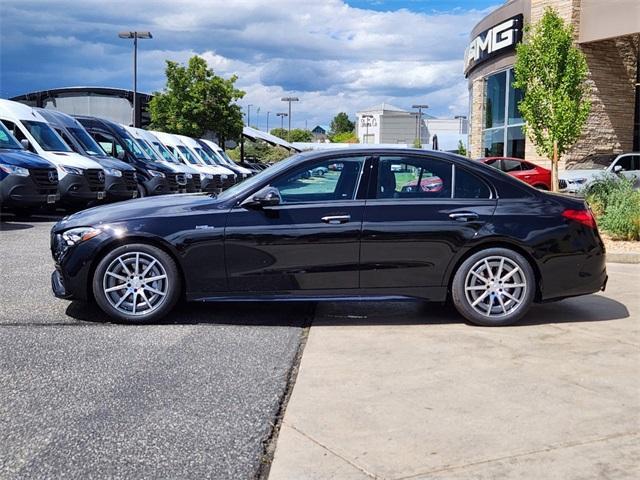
464, 14, 523, 75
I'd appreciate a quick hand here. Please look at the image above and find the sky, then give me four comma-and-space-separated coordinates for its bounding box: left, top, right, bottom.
0, 0, 498, 130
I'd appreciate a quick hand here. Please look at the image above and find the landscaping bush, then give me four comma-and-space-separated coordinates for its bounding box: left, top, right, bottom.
586, 176, 640, 240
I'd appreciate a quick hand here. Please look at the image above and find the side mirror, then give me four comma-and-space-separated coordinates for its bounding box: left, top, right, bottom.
20, 139, 30, 150
613, 164, 623, 173
241, 186, 281, 209
117, 150, 126, 161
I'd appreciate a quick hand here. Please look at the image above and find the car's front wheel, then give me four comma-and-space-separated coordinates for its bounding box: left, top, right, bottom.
92, 243, 181, 323
451, 248, 535, 326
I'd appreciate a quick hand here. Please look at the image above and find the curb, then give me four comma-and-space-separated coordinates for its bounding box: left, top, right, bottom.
607, 253, 640, 264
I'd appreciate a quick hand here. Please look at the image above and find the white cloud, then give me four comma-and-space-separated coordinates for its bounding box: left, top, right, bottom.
1, 0, 491, 127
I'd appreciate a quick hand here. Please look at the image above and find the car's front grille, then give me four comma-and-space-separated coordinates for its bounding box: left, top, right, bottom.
558, 179, 567, 189
29, 168, 59, 194
222, 174, 236, 189
122, 171, 137, 192
166, 173, 180, 192
188, 174, 202, 192
85, 169, 105, 191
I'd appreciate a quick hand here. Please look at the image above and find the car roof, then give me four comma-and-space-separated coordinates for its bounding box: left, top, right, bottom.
0, 99, 48, 123
34, 108, 78, 128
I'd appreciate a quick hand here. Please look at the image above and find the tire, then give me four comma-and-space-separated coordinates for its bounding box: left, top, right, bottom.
534, 184, 549, 190
137, 184, 147, 198
92, 243, 181, 324
451, 247, 535, 326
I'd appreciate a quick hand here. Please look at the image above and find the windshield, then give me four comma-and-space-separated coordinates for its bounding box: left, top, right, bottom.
68, 126, 105, 156
151, 141, 180, 164
124, 134, 150, 160
566, 154, 616, 170
219, 150, 236, 165
193, 147, 218, 166
136, 138, 164, 162
0, 123, 22, 149
177, 145, 200, 165
22, 120, 71, 152
216, 153, 303, 201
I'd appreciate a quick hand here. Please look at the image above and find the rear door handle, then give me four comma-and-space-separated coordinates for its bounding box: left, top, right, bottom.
449, 212, 479, 222
321, 215, 351, 224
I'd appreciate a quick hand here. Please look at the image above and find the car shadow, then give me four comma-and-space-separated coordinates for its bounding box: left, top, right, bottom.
0, 221, 33, 231
64, 293, 629, 328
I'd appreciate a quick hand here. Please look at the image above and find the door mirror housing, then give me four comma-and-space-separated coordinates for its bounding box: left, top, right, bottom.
241, 186, 282, 209
20, 139, 30, 150
117, 150, 126, 161
613, 164, 623, 173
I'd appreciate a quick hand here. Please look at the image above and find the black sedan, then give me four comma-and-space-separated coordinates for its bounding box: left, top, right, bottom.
50, 149, 607, 326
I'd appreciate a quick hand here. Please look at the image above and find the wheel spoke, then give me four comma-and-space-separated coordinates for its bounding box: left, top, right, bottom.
105, 284, 127, 293
466, 285, 488, 291
106, 271, 127, 281
141, 260, 156, 278
471, 290, 490, 307
485, 294, 494, 314
143, 285, 166, 296
118, 258, 131, 276
139, 289, 151, 309
483, 259, 493, 278
504, 283, 526, 289
135, 253, 140, 276
496, 258, 505, 280
501, 266, 520, 282
502, 290, 521, 305
131, 292, 138, 314
470, 270, 489, 284
143, 274, 167, 284
114, 291, 131, 309
497, 294, 508, 314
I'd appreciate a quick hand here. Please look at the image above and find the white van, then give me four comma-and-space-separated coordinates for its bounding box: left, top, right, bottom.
175, 135, 237, 185
0, 99, 107, 204
123, 126, 201, 193
200, 138, 253, 178
151, 131, 234, 191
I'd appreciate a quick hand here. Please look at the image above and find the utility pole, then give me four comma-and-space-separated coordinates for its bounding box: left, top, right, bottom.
118, 31, 152, 127
256, 107, 261, 130
277, 112, 288, 131
247, 104, 253, 127
412, 104, 429, 147
281, 97, 299, 141
266, 111, 270, 133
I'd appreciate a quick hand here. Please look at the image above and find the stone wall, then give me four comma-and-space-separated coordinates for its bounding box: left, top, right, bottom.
469, 78, 485, 158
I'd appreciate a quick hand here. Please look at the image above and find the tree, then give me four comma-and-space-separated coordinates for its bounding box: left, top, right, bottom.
331, 131, 359, 143
270, 128, 313, 142
330, 112, 355, 136
149, 56, 245, 146
457, 140, 468, 157
513, 8, 590, 191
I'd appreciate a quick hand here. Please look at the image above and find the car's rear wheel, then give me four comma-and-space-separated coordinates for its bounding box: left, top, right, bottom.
92, 243, 181, 323
451, 248, 535, 326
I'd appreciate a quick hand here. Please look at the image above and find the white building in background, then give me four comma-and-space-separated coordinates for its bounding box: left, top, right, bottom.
356, 103, 468, 151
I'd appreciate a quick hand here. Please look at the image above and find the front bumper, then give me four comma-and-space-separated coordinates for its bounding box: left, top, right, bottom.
1, 173, 59, 206
143, 175, 172, 196
58, 170, 106, 203
105, 171, 138, 201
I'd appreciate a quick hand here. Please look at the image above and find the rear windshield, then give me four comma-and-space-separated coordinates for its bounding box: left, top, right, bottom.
177, 145, 200, 165
22, 120, 71, 152
0, 123, 22, 149
68, 126, 105, 156
566, 154, 616, 170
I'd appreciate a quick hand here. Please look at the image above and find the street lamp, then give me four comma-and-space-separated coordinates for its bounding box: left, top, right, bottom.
276, 112, 288, 130
361, 114, 374, 144
266, 111, 271, 132
247, 104, 253, 127
118, 31, 152, 127
412, 104, 429, 147
281, 97, 299, 141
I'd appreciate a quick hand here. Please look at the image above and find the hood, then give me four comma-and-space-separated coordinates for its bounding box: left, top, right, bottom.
87, 155, 135, 172
559, 169, 604, 181
0, 148, 54, 168
38, 150, 105, 170
156, 159, 199, 174
53, 193, 225, 231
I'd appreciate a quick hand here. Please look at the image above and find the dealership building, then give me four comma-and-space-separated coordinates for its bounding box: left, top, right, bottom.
466, 0, 639, 167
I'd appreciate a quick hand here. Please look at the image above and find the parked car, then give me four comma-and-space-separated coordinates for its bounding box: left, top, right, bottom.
198, 139, 255, 178
76, 116, 184, 197
0, 121, 59, 212
401, 176, 443, 193
151, 131, 231, 193
0, 99, 106, 205
480, 157, 551, 190
560, 153, 640, 193
123, 126, 201, 194
175, 134, 237, 189
50, 148, 606, 327
37, 109, 138, 202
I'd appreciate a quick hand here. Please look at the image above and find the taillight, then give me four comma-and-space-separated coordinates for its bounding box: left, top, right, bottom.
562, 209, 596, 229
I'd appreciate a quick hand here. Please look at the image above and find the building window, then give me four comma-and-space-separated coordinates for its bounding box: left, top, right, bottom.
482, 69, 525, 158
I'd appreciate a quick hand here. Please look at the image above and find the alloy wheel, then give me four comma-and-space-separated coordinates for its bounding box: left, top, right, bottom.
464, 255, 527, 318
102, 251, 169, 316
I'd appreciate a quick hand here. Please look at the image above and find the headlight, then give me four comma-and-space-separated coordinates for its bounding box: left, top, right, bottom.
203, 173, 214, 180
61, 227, 102, 246
186, 173, 193, 179
0, 164, 29, 176
221, 174, 228, 180
568, 178, 587, 184
148, 170, 165, 178
58, 165, 84, 177
132, 172, 138, 181
104, 167, 123, 177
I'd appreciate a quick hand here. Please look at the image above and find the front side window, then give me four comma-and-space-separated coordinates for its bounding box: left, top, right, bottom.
0, 122, 23, 149
376, 156, 452, 199
93, 131, 124, 158
271, 156, 365, 203
68, 127, 105, 156
22, 120, 70, 152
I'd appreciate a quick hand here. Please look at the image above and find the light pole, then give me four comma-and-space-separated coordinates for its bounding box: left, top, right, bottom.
361, 114, 373, 144
412, 104, 428, 147
256, 107, 260, 130
247, 104, 253, 127
277, 112, 288, 130
266, 111, 271, 132
281, 97, 299, 141
118, 31, 152, 127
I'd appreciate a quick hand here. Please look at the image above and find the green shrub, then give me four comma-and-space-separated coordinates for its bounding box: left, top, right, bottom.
586, 176, 640, 240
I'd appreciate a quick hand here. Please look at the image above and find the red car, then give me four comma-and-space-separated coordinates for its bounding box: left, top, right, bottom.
480, 157, 551, 190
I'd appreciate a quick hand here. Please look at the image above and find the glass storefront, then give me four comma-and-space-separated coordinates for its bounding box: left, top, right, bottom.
483, 68, 525, 158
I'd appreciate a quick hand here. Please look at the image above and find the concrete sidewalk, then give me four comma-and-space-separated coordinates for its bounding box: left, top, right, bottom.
268, 263, 640, 480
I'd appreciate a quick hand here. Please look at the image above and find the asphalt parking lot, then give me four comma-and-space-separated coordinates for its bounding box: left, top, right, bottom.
0, 213, 310, 479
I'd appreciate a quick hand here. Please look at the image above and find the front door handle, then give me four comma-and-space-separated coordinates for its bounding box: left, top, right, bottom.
449, 212, 479, 222
321, 215, 351, 224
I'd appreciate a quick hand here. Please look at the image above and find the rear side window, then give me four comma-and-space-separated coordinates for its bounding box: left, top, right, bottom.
502, 159, 522, 172
455, 167, 491, 199
376, 156, 452, 199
